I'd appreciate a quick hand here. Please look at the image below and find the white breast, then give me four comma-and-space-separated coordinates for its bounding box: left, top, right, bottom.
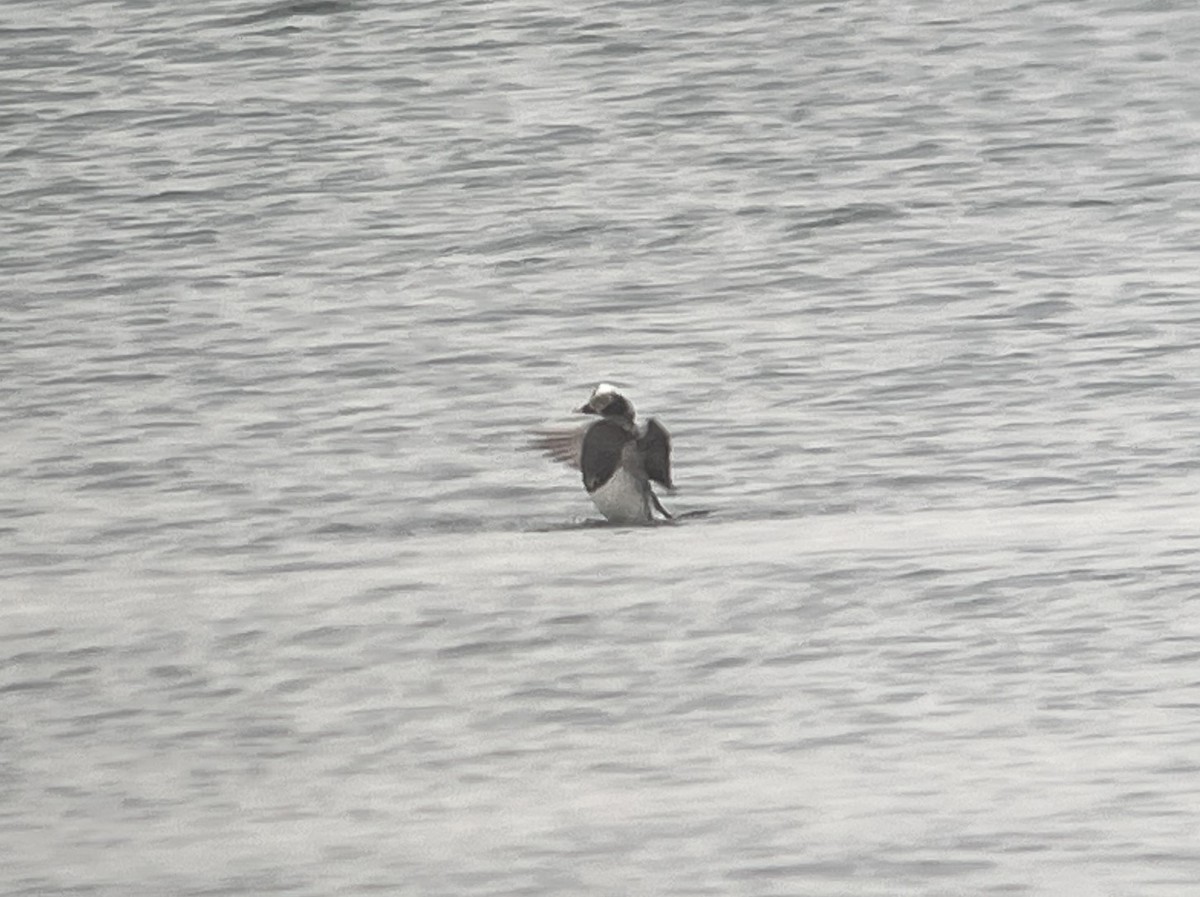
588, 467, 652, 524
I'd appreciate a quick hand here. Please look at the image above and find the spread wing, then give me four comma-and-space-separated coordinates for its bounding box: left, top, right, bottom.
580, 419, 632, 493
638, 418, 672, 489
530, 426, 588, 469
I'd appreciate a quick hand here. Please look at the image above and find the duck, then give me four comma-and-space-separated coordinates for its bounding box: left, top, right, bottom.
533, 383, 673, 524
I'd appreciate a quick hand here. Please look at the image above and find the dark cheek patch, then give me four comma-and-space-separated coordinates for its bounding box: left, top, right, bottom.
600, 396, 631, 419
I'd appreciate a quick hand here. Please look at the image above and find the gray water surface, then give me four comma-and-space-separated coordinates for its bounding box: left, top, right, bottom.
3, 1, 1199, 894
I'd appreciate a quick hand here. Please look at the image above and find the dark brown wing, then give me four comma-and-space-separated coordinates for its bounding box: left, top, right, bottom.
638, 418, 672, 489
530, 426, 588, 470
580, 419, 632, 493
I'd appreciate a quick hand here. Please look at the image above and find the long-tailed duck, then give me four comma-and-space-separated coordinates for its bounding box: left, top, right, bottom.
533, 383, 673, 524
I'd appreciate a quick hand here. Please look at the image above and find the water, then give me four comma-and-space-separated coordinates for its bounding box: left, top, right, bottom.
3, 0, 1199, 894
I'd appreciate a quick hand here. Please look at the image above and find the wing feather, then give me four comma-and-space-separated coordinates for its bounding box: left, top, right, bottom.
638, 418, 672, 489
530, 426, 587, 470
